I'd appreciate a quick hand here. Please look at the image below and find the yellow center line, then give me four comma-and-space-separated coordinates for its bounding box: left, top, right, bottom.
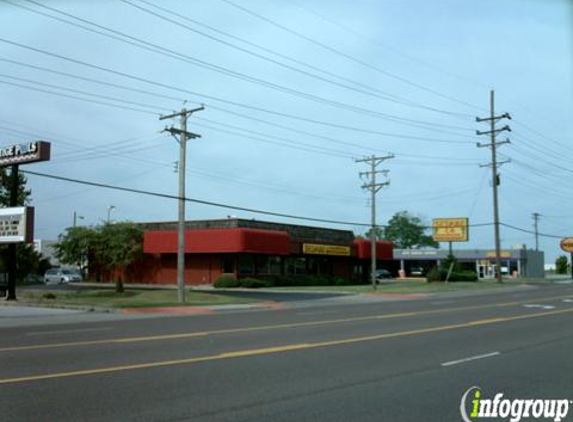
1, 293, 571, 353
2, 307, 572, 385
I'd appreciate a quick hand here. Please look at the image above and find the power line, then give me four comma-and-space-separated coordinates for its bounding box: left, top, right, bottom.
500, 222, 562, 240
286, 0, 491, 94
120, 0, 475, 121
0, 39, 477, 144
219, 0, 484, 112
0, 73, 169, 113
0, 78, 159, 115
5, 1, 475, 132
22, 169, 495, 230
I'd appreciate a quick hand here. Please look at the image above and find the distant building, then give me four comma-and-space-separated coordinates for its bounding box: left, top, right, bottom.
394, 247, 545, 279
33, 239, 60, 267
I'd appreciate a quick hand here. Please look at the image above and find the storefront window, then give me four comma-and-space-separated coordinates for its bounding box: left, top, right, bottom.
308, 257, 331, 275
238, 255, 254, 275
256, 256, 282, 275
285, 257, 307, 275
221, 256, 234, 274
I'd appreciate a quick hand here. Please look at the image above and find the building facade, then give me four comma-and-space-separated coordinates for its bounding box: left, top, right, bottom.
394, 248, 545, 279
137, 218, 394, 285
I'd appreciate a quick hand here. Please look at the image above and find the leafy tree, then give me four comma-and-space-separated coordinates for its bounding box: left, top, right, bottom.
97, 222, 143, 292
382, 211, 438, 249
0, 167, 30, 206
54, 226, 99, 277
362, 227, 385, 241
55, 222, 143, 292
555, 255, 568, 275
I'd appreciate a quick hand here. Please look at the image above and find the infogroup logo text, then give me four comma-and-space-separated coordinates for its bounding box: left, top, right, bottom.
460, 387, 571, 422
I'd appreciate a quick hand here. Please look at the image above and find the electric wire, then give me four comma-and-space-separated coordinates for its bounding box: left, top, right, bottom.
219, 0, 484, 113
6, 0, 476, 133
22, 169, 494, 229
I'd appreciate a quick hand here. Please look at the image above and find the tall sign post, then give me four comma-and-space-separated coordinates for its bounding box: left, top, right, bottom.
560, 238, 573, 281
0, 141, 50, 300
432, 218, 469, 282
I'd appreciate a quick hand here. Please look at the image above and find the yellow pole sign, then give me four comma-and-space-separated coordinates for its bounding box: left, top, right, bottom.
560, 237, 573, 253
432, 218, 469, 242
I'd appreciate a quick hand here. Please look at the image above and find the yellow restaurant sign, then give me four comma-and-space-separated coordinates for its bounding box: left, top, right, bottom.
432, 218, 469, 242
485, 251, 512, 259
302, 243, 351, 256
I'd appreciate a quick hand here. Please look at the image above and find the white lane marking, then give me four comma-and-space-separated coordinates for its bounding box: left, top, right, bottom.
441, 352, 500, 367
523, 304, 555, 310
563, 299, 573, 303
26, 327, 113, 336
431, 300, 454, 305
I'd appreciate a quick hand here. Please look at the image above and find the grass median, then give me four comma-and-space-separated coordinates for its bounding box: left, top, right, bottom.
269, 278, 558, 294
18, 288, 258, 309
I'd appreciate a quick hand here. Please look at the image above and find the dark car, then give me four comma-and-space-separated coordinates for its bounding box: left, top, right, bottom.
375, 269, 394, 282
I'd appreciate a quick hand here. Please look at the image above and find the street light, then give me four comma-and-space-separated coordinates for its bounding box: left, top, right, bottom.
73, 211, 84, 227
107, 205, 116, 224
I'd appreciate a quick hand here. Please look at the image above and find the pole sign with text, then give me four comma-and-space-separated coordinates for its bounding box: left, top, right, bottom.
0, 207, 34, 243
432, 217, 469, 242
0, 141, 51, 167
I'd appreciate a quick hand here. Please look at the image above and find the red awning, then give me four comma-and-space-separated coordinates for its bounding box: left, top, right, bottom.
354, 240, 394, 260
144, 228, 291, 255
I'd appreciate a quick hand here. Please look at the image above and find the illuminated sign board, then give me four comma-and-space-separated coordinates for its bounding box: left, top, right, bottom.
302, 243, 351, 256
432, 218, 469, 242
0, 207, 34, 243
560, 237, 573, 253
0, 141, 51, 167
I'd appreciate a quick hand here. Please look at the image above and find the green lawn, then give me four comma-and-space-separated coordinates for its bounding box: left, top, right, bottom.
18, 288, 257, 309
270, 279, 553, 294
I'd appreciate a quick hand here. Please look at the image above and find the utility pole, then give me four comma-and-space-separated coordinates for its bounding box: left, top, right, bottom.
355, 154, 394, 290
476, 90, 511, 283
73, 211, 84, 227
6, 164, 18, 300
532, 212, 541, 251
160, 106, 204, 303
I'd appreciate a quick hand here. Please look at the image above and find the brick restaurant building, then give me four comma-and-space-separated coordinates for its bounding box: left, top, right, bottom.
137, 218, 393, 285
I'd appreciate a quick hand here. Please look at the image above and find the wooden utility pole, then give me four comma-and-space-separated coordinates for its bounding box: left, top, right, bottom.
477, 90, 511, 283
160, 106, 204, 303
355, 154, 394, 290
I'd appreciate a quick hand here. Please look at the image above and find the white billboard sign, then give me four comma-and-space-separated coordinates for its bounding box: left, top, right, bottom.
0, 207, 34, 243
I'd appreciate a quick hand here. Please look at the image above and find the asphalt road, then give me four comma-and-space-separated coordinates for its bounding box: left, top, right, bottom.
1, 284, 573, 421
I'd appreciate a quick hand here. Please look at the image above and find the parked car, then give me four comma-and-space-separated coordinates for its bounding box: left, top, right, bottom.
44, 268, 83, 284
375, 269, 394, 283
410, 267, 425, 276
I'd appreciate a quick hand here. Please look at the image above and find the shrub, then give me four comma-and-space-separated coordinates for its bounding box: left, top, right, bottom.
214, 274, 240, 288
556, 255, 568, 275
42, 292, 57, 299
426, 267, 441, 283
426, 267, 478, 282
239, 278, 273, 288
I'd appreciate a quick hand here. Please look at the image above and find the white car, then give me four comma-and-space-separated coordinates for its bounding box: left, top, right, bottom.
44, 269, 82, 284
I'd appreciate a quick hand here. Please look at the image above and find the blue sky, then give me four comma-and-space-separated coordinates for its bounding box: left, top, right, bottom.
0, 0, 571, 264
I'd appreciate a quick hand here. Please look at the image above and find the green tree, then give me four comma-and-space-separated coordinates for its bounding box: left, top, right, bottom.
54, 226, 99, 277
362, 227, 385, 240
0, 167, 30, 206
383, 211, 438, 249
98, 222, 143, 292
555, 255, 568, 275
